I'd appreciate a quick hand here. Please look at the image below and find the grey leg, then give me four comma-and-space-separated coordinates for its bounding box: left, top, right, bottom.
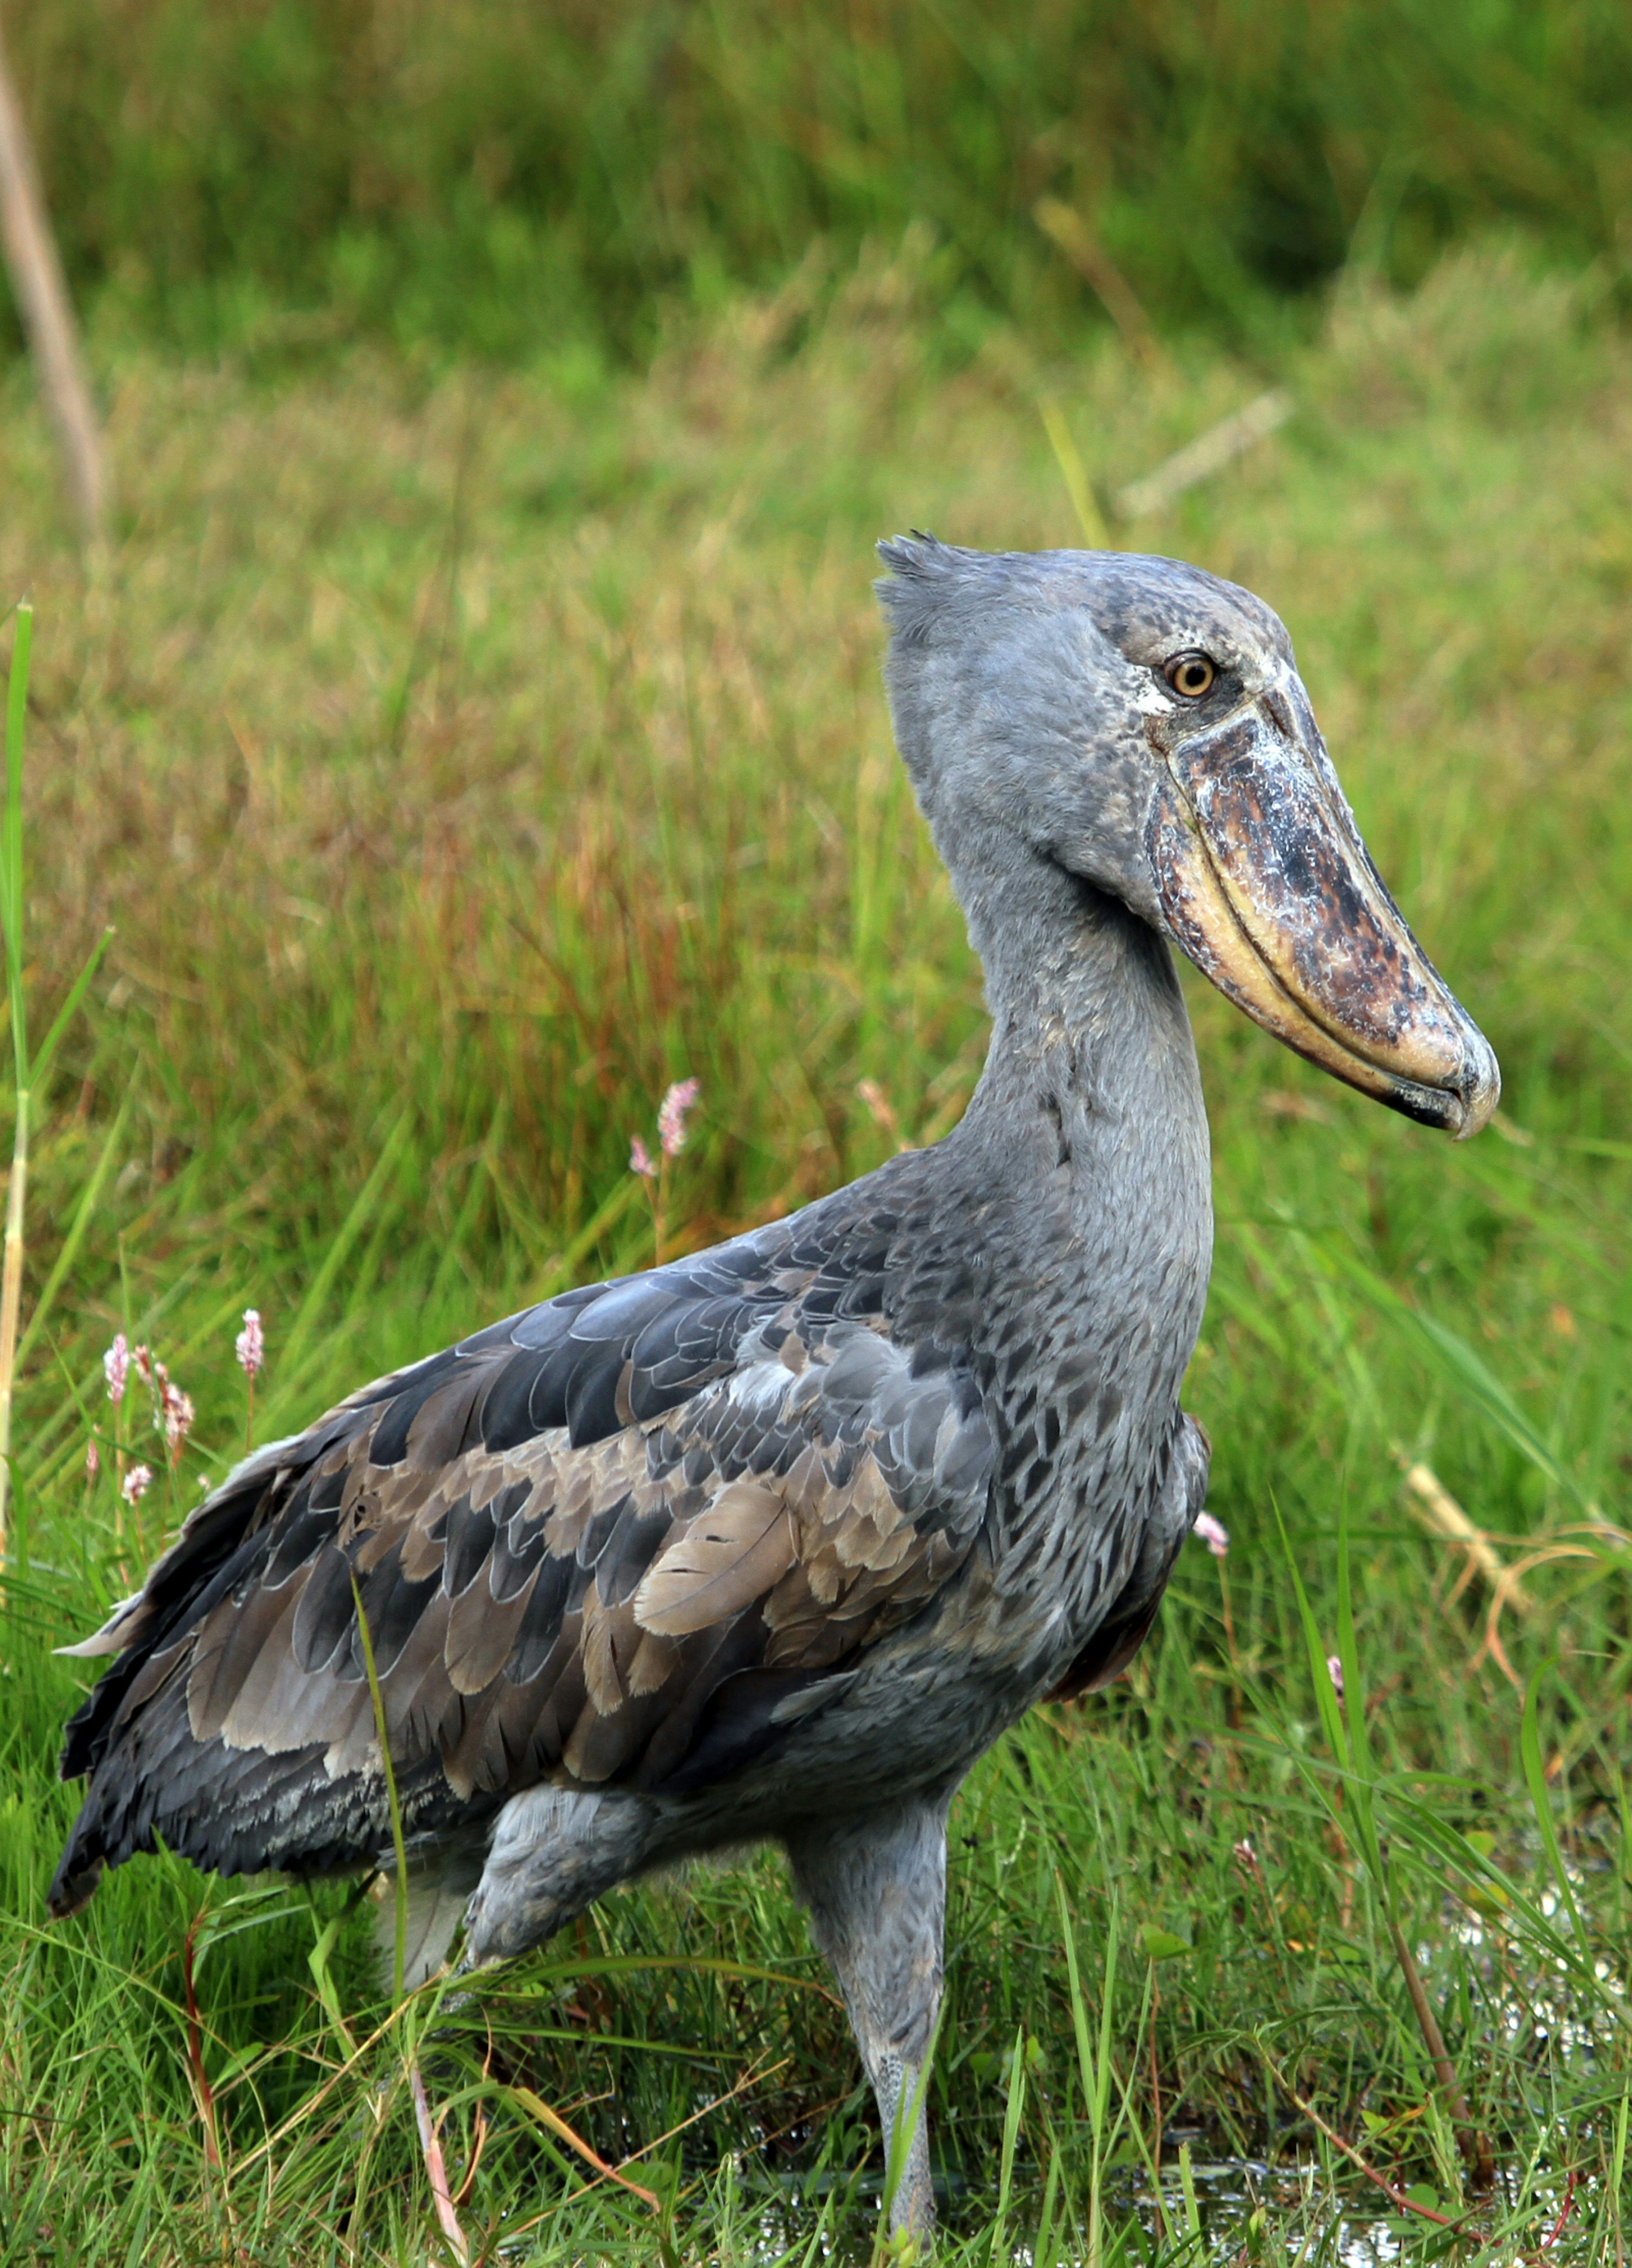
373, 1831, 488, 1987
786, 1797, 949, 2244
460, 1786, 657, 1968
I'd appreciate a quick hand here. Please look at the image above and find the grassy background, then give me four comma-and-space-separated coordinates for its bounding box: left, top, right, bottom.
0, 15, 1630, 2236
4, 0, 1632, 362
0, 241, 1628, 2260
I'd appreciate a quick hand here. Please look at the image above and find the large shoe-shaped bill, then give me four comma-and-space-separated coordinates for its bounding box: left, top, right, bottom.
1147, 679, 1499, 1137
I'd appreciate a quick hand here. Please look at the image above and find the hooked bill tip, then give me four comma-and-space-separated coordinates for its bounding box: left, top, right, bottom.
1448, 1032, 1502, 1141
1367, 1015, 1499, 1140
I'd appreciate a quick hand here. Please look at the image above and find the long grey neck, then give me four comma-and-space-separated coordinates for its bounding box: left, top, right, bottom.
946, 843, 1208, 1182
930, 840, 1214, 1611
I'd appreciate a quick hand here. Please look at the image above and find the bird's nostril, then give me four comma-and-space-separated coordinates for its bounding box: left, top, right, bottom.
1260, 687, 1297, 744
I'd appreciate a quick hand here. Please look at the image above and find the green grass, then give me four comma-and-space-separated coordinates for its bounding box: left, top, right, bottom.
6, 0, 1632, 362
0, 240, 1630, 2260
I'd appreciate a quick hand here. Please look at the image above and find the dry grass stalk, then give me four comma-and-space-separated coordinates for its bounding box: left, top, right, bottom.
1258, 2045, 1466, 2230
505, 2084, 662, 2209
181, 1908, 222, 2175
1383, 1905, 1495, 2191
1399, 1457, 1531, 1612
857, 1078, 911, 1152
1400, 1462, 1630, 1692
409, 2062, 470, 2265
0, 26, 105, 544
1033, 198, 1163, 366
1112, 390, 1292, 521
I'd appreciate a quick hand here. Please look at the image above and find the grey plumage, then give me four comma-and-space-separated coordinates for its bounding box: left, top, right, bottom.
51, 538, 1498, 2239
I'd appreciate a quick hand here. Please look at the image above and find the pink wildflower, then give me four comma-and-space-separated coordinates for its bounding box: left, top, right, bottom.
1326, 1654, 1345, 1702
103, 1334, 130, 1405
161, 1380, 196, 1464
119, 1338, 193, 1464
657, 1077, 701, 1159
1192, 1510, 1230, 1559
122, 1463, 153, 1506
235, 1309, 265, 1378
85, 1439, 100, 1481
629, 1134, 657, 1179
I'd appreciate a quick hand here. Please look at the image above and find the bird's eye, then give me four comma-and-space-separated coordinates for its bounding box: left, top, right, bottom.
1164, 653, 1216, 698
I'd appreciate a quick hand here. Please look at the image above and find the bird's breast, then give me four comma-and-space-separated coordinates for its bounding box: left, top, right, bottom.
960, 1099, 1210, 1657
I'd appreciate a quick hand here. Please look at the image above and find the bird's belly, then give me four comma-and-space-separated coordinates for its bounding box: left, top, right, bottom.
648, 1592, 1092, 1855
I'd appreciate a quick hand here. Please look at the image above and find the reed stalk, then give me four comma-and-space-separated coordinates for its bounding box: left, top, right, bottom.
0, 605, 32, 1590
0, 601, 109, 1598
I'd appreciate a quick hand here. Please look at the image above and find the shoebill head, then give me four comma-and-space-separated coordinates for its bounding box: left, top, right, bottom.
877, 535, 1499, 1138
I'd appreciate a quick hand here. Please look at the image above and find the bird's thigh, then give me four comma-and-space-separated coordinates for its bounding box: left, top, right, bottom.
462, 1784, 658, 1966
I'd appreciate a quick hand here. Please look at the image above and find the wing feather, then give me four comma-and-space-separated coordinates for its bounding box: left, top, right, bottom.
445, 1557, 540, 1693
632, 1482, 798, 1637
191, 1581, 301, 1740
51, 1183, 997, 1903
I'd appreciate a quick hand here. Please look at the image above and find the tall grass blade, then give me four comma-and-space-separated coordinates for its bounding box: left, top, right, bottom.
988, 2025, 1028, 2266
16, 1087, 129, 1370
1319, 1238, 1589, 1506
29, 923, 112, 1092
2, 601, 28, 1080
1519, 1660, 1585, 1942
281, 1111, 413, 1374
1039, 396, 1111, 548
350, 1574, 408, 2004
0, 602, 32, 1586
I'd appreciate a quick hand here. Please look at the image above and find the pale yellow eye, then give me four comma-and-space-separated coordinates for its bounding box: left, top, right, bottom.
1164, 653, 1216, 698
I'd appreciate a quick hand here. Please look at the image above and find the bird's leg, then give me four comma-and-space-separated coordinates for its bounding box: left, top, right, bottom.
786, 1795, 951, 2243
373, 1830, 489, 1988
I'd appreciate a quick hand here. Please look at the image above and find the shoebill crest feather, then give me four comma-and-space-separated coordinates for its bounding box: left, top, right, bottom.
50, 538, 1498, 2239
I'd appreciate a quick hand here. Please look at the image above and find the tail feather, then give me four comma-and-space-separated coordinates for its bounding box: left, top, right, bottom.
48, 1656, 497, 1916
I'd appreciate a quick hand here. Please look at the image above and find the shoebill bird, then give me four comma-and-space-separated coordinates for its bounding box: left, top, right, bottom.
50, 539, 1498, 2239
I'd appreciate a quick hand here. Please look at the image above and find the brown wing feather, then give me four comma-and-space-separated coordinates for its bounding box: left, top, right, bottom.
632, 1481, 798, 1636
53, 1196, 998, 1905
164, 1330, 978, 1809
